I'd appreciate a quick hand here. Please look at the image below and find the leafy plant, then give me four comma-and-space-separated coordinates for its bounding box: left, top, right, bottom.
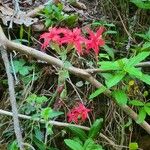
65, 119, 104, 150
41, 3, 78, 27
89, 51, 150, 99
129, 100, 150, 123
12, 59, 33, 76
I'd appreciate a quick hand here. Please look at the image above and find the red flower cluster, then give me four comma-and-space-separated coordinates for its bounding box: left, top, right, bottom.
40, 27, 105, 55
67, 103, 91, 124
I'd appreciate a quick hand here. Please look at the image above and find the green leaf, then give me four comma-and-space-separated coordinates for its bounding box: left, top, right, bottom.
41, 108, 63, 120
102, 45, 114, 60
48, 110, 64, 119
64, 139, 84, 150
129, 142, 138, 150
83, 138, 103, 150
20, 25, 24, 43
144, 106, 150, 115
127, 51, 150, 67
89, 86, 107, 99
141, 42, 150, 50
129, 100, 144, 106
88, 119, 103, 139
112, 90, 128, 106
36, 96, 48, 104
26, 94, 37, 103
125, 67, 142, 78
41, 108, 53, 120
106, 71, 126, 88
8, 141, 19, 150
130, 0, 150, 10
105, 30, 117, 35
145, 102, 150, 107
19, 67, 29, 76
136, 108, 147, 124
68, 127, 87, 141
45, 19, 52, 27
139, 74, 150, 85
33, 136, 46, 150
62, 14, 78, 27
98, 61, 120, 71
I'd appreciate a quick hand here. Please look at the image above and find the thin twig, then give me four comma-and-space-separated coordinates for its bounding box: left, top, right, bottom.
0, 108, 118, 147
0, 47, 24, 150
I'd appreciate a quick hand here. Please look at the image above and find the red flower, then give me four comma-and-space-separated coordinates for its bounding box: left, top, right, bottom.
60, 28, 86, 54
40, 27, 62, 49
86, 27, 105, 55
67, 103, 91, 124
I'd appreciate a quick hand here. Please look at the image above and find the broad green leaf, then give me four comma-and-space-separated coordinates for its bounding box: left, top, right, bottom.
136, 108, 147, 124
141, 42, 150, 50
129, 100, 144, 106
98, 61, 120, 71
88, 119, 103, 139
64, 139, 84, 150
41, 108, 63, 120
101, 73, 113, 81
45, 19, 52, 27
130, 0, 150, 9
62, 14, 78, 27
139, 74, 150, 85
19, 67, 29, 76
8, 141, 19, 150
125, 67, 142, 78
106, 71, 126, 88
26, 94, 37, 103
144, 106, 150, 115
127, 51, 150, 67
112, 90, 128, 106
99, 53, 110, 60
36, 96, 48, 104
68, 127, 87, 141
103, 45, 114, 60
41, 108, 53, 120
145, 102, 150, 107
33, 136, 46, 150
129, 142, 138, 150
34, 127, 44, 142
48, 110, 64, 119
83, 138, 103, 150
89, 86, 107, 99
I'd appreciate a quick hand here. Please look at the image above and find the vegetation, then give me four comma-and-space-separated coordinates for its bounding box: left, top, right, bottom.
0, 0, 150, 149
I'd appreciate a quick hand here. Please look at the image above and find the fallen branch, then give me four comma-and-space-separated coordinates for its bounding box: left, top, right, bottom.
0, 109, 119, 149
0, 47, 24, 149
0, 25, 150, 134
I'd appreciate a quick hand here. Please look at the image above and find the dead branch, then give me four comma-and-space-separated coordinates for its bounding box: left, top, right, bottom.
0, 47, 24, 149
0, 25, 150, 134
0, 109, 120, 149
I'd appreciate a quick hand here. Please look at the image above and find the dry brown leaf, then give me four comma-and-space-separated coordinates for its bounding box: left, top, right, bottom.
0, 4, 38, 26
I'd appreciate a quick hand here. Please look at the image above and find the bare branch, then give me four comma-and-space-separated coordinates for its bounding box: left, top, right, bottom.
0, 47, 24, 149
0, 109, 121, 149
